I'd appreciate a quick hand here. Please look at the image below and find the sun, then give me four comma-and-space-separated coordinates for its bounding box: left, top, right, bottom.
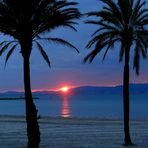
60, 86, 69, 92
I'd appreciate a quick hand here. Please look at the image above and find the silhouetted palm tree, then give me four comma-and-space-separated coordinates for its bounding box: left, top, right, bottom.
84, 0, 148, 146
0, 0, 80, 147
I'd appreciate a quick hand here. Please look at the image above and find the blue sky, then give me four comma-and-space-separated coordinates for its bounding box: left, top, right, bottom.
0, 0, 148, 91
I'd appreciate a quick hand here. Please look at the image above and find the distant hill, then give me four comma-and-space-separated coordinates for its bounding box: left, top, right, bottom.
69, 83, 148, 95
0, 83, 148, 97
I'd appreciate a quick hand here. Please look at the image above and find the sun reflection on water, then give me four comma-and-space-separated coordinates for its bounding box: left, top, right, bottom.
61, 96, 70, 118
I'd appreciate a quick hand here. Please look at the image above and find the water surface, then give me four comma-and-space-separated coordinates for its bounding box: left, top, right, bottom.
0, 93, 147, 119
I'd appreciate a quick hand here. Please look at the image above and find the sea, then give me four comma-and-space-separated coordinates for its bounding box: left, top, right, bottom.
0, 93, 147, 119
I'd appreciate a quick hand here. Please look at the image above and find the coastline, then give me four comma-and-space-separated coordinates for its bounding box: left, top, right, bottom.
0, 115, 148, 121
0, 116, 148, 148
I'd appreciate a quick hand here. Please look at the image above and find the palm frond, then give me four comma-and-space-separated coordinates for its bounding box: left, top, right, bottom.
32, 0, 81, 37
84, 42, 108, 63
131, 0, 146, 22
5, 44, 18, 67
52, 1, 78, 10
86, 30, 120, 48
0, 41, 10, 47
86, 11, 122, 28
0, 42, 13, 56
36, 41, 51, 67
102, 38, 120, 61
133, 42, 140, 75
136, 13, 148, 24
35, 37, 79, 53
100, 0, 120, 13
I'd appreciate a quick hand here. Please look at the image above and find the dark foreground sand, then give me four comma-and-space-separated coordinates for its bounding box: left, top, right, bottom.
0, 116, 148, 148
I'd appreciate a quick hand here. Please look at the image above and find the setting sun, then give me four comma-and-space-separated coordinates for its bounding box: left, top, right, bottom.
60, 86, 69, 92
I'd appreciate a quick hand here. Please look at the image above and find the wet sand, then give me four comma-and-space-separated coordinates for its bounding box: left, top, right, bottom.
0, 116, 148, 148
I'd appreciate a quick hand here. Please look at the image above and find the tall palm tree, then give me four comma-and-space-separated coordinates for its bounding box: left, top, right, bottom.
0, 0, 80, 147
84, 0, 148, 146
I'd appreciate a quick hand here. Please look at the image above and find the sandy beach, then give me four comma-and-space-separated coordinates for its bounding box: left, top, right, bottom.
0, 116, 148, 148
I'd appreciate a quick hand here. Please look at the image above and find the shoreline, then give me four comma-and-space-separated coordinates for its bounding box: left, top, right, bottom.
0, 115, 148, 121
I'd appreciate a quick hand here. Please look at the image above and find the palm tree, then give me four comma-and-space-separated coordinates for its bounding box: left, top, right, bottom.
84, 0, 148, 146
0, 0, 80, 147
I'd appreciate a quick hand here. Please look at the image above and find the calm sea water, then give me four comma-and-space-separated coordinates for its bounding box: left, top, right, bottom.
0, 93, 147, 119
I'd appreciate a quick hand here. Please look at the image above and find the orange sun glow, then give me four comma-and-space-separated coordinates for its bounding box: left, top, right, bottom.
60, 86, 70, 92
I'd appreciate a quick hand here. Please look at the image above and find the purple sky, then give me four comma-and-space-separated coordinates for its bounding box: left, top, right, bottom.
0, 0, 148, 92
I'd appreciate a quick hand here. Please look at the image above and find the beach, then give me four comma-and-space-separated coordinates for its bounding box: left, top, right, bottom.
0, 116, 148, 148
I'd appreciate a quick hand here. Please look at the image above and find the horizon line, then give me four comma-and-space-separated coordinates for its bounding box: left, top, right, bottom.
1, 82, 148, 93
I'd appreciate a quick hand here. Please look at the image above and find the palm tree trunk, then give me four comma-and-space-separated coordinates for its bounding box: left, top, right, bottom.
23, 56, 40, 148
123, 49, 133, 146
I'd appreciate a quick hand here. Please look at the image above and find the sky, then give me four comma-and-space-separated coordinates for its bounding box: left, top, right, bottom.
0, 0, 148, 92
